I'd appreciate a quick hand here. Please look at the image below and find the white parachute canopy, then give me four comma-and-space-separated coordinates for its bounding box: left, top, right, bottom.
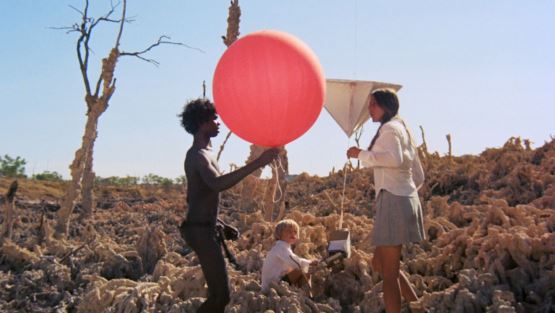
325, 79, 403, 137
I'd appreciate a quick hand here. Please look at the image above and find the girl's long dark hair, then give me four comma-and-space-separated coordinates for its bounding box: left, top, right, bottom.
367, 89, 400, 151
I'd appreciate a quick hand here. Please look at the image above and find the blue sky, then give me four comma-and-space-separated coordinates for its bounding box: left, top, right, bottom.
1, 1, 554, 179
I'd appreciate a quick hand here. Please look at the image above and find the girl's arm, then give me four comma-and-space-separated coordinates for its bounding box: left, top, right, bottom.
357, 129, 403, 168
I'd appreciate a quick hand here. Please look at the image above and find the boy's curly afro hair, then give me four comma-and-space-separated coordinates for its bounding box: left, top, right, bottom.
178, 98, 217, 135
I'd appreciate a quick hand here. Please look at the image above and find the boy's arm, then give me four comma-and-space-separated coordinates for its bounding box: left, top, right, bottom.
297, 257, 312, 272
197, 149, 278, 192
277, 247, 311, 272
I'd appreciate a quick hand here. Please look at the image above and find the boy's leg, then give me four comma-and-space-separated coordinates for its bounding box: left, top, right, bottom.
285, 268, 304, 286
285, 269, 313, 297
194, 233, 230, 313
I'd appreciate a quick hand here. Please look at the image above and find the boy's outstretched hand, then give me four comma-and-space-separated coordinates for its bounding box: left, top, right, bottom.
257, 148, 280, 166
347, 146, 361, 158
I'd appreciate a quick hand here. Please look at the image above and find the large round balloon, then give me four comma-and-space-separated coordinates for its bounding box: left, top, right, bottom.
213, 30, 325, 147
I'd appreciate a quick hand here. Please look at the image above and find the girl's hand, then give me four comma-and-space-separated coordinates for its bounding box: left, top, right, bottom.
347, 147, 362, 159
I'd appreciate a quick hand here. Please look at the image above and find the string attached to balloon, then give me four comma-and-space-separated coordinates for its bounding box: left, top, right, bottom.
270, 157, 285, 204
257, 155, 285, 219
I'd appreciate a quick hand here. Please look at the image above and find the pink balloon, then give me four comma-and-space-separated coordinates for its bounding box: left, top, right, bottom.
213, 30, 325, 147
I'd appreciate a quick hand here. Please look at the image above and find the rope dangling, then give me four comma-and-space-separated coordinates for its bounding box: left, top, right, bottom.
271, 157, 285, 203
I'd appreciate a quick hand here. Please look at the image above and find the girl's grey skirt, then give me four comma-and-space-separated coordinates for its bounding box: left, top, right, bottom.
371, 189, 425, 246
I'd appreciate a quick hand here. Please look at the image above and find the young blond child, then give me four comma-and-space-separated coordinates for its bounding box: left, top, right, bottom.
261, 219, 318, 293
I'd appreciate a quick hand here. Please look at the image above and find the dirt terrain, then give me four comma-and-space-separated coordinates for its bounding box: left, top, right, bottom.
0, 137, 554, 313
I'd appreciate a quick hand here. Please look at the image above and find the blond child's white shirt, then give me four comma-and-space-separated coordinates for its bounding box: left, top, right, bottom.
261, 240, 311, 292
358, 117, 425, 197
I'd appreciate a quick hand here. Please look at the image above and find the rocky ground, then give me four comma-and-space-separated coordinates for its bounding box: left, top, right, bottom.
0, 137, 554, 313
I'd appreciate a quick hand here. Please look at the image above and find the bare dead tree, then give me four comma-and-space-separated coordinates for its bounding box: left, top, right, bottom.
54, 0, 195, 237
216, 0, 241, 162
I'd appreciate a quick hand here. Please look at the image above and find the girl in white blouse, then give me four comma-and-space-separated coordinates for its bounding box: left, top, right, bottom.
347, 89, 426, 313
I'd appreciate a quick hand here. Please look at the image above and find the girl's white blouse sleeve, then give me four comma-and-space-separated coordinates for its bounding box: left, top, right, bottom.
357, 127, 403, 168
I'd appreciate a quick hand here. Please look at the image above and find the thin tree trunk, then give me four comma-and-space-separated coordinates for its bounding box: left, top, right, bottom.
55, 148, 87, 238
55, 103, 103, 237
446, 133, 452, 157
80, 140, 96, 218
0, 181, 18, 244
223, 0, 241, 47
56, 45, 117, 238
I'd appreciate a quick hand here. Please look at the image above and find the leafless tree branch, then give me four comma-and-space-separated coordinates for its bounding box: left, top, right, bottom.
48, 25, 78, 33
76, 2, 91, 97
55, 1, 200, 79
114, 0, 126, 49
68, 4, 84, 16
50, 0, 123, 99
120, 35, 204, 66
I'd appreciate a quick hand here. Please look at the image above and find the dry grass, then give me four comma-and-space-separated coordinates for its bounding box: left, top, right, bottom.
0, 137, 553, 312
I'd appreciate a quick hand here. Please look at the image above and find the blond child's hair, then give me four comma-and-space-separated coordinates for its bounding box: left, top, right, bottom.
274, 219, 300, 241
